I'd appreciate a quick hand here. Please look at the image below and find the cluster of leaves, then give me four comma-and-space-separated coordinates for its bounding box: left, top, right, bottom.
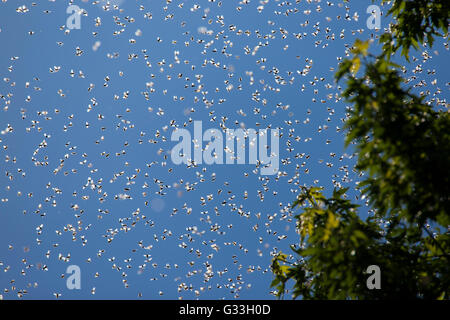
271, 1, 449, 299
380, 0, 450, 59
337, 43, 450, 228
271, 187, 449, 299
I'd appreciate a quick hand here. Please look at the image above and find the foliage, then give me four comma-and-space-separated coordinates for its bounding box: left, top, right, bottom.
379, 0, 450, 60
271, 1, 450, 299
337, 45, 450, 228
271, 186, 449, 299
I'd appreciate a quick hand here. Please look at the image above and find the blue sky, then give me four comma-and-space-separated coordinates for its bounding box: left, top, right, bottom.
0, 0, 448, 299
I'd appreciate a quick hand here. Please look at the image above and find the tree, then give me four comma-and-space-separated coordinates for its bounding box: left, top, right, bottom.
271, 0, 450, 299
